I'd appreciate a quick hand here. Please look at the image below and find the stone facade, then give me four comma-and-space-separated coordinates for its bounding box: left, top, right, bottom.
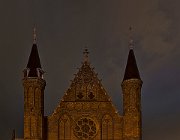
22, 44, 142, 140
122, 79, 142, 140
46, 62, 123, 140
23, 78, 46, 140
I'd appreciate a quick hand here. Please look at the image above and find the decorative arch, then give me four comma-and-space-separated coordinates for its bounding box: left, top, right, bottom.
102, 114, 113, 140
28, 87, 34, 107
58, 114, 71, 140
35, 88, 41, 109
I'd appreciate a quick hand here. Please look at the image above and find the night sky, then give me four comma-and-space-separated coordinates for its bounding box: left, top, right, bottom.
0, 0, 180, 139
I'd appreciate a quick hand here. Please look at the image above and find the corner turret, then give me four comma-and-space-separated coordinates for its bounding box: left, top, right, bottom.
24, 27, 44, 78
122, 29, 143, 140
23, 27, 46, 140
123, 27, 141, 81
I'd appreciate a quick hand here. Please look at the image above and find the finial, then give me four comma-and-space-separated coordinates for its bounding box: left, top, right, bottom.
33, 26, 37, 44
129, 26, 134, 50
83, 47, 89, 62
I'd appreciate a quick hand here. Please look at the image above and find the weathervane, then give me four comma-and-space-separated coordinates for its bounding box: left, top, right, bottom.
33, 26, 37, 44
129, 26, 134, 50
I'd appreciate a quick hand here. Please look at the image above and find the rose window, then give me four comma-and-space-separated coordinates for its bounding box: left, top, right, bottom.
74, 117, 98, 139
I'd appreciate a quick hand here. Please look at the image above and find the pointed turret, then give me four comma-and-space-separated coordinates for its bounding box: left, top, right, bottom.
121, 28, 143, 140
24, 27, 44, 78
23, 27, 46, 140
123, 27, 140, 81
123, 48, 140, 81
26, 44, 42, 77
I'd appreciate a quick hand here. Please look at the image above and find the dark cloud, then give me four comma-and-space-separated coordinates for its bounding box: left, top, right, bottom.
0, 0, 179, 139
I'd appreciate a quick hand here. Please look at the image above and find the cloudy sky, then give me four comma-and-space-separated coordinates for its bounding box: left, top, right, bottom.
0, 0, 180, 139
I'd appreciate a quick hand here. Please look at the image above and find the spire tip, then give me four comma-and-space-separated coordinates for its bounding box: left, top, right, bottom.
129, 26, 134, 50
33, 26, 37, 44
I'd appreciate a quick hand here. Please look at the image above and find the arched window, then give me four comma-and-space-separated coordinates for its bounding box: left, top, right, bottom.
102, 114, 113, 140
58, 115, 71, 140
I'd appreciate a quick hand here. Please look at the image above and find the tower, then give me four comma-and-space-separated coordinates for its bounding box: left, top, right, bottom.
18, 27, 143, 140
23, 28, 46, 140
121, 35, 143, 140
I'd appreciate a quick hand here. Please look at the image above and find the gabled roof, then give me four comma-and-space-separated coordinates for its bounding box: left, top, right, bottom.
50, 60, 120, 118
123, 49, 141, 81
62, 61, 111, 102
49, 50, 121, 118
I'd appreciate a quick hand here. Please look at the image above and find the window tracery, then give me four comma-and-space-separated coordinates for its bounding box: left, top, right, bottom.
74, 117, 98, 139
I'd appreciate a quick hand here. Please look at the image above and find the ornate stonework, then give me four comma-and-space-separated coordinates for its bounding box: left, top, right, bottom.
122, 79, 142, 140
46, 61, 123, 139
22, 47, 142, 140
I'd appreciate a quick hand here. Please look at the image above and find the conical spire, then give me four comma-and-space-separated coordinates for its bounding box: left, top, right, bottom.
26, 28, 42, 77
27, 44, 41, 68
123, 49, 140, 81
123, 27, 141, 81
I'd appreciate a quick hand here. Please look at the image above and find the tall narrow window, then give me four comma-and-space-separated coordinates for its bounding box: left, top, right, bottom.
102, 115, 113, 140
58, 115, 71, 140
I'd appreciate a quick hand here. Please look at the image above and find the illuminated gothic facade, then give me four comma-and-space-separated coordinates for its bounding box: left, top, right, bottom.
21, 36, 142, 140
